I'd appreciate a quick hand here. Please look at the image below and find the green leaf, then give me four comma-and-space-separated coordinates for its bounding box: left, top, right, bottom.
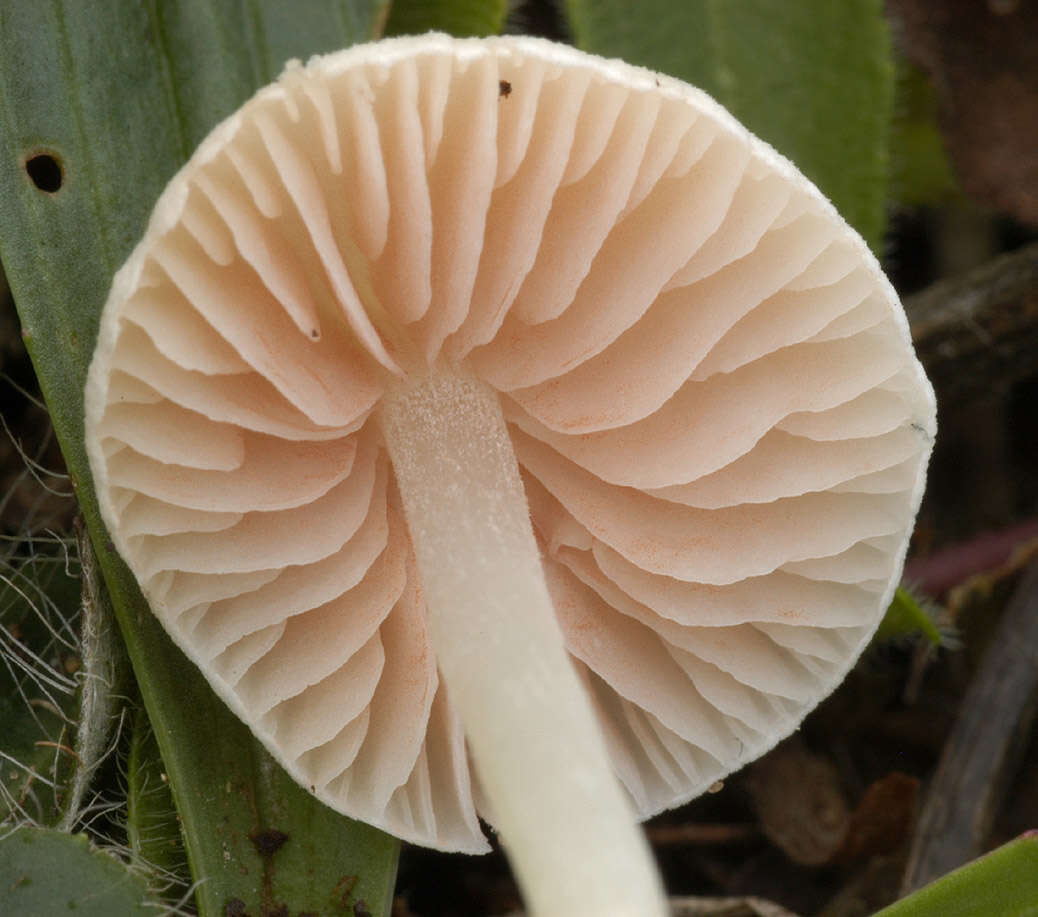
383, 0, 507, 38
889, 61, 959, 208
562, 0, 894, 251
0, 826, 162, 916
0, 2, 399, 915
876, 585, 942, 645
873, 833, 1038, 917
124, 704, 189, 892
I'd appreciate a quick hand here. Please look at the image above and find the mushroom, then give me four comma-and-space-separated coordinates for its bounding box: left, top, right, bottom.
84, 34, 936, 917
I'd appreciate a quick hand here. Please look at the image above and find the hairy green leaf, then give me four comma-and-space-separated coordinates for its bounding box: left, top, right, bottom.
876, 585, 942, 645
58, 529, 127, 833
124, 704, 189, 894
0, 551, 81, 827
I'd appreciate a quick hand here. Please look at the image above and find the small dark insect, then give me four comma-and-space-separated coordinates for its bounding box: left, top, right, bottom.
499, 79, 512, 98
224, 898, 247, 917
354, 901, 372, 917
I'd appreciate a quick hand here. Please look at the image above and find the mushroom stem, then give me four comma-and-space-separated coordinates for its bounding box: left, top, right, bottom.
379, 368, 667, 917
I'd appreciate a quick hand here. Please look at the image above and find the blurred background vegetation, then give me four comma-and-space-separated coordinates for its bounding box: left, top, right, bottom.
0, 1, 1035, 915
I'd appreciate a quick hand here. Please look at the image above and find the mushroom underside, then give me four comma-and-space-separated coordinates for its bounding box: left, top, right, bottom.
86, 34, 936, 856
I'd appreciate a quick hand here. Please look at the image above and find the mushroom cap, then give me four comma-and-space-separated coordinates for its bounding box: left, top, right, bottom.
85, 34, 936, 853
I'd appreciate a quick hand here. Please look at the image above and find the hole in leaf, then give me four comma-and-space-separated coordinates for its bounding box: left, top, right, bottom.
24, 153, 63, 193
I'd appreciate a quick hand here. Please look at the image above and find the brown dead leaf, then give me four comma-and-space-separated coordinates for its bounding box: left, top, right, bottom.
833, 772, 920, 864
743, 737, 850, 866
